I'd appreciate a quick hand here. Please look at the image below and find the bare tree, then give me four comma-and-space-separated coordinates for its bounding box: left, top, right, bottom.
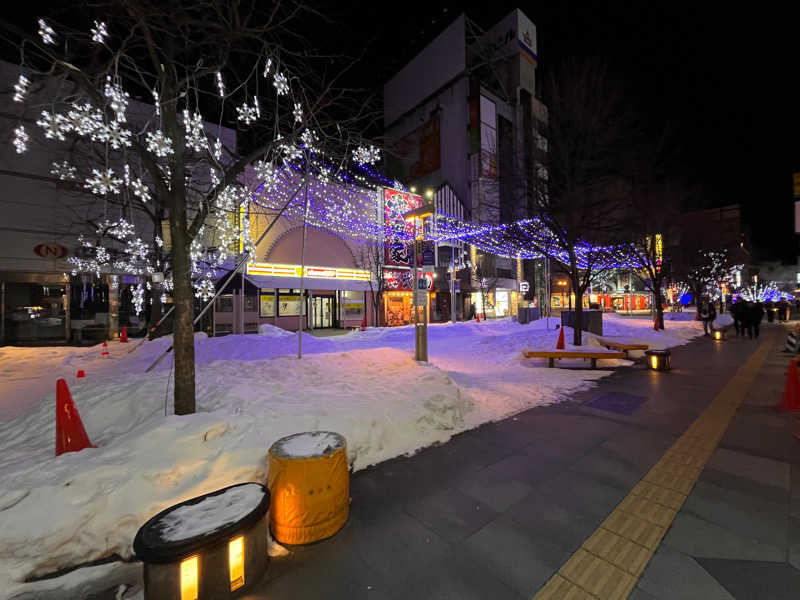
531, 58, 634, 345
4, 0, 377, 414
356, 243, 386, 326
472, 251, 497, 319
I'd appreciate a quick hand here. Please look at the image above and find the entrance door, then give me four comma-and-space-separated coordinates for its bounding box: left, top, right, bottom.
3, 282, 68, 344
312, 296, 335, 328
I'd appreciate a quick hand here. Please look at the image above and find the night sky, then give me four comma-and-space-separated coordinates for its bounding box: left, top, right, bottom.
325, 1, 800, 263
5, 2, 798, 261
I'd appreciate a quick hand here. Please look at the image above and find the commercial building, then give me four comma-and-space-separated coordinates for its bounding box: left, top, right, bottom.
383, 9, 549, 318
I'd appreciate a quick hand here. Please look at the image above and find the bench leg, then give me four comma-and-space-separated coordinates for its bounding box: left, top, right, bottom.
548, 357, 555, 368
591, 358, 597, 369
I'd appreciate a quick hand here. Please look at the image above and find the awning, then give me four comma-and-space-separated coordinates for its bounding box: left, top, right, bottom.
244, 273, 373, 292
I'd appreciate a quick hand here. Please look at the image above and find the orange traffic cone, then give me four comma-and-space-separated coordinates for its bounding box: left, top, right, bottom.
55, 379, 94, 456
777, 359, 800, 411
101, 341, 109, 357
360, 315, 367, 331
120, 326, 128, 343
476, 312, 481, 323
76, 370, 85, 378
556, 326, 566, 349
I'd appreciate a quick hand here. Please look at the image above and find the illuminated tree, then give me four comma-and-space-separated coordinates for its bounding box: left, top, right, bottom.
4, 1, 377, 414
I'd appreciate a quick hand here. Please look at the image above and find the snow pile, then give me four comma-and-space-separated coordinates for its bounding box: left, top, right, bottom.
258, 323, 294, 337
158, 484, 266, 542
0, 312, 708, 594
273, 431, 344, 458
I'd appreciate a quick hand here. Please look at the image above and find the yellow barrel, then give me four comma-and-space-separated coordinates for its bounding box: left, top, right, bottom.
267, 431, 349, 545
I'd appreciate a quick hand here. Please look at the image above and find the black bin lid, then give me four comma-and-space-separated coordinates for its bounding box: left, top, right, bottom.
134, 482, 270, 563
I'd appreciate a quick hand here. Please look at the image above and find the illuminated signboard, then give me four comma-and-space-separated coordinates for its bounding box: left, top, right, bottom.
246, 262, 371, 281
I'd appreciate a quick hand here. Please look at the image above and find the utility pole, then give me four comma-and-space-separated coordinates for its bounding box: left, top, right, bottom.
405, 202, 434, 362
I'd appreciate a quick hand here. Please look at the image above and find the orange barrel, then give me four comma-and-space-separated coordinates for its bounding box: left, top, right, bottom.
267, 431, 349, 545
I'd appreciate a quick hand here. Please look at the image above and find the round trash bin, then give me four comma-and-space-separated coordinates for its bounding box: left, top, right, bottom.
267, 431, 349, 545
644, 349, 671, 371
133, 482, 270, 600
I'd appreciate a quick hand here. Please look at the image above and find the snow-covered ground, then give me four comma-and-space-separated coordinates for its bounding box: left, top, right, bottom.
0, 313, 714, 598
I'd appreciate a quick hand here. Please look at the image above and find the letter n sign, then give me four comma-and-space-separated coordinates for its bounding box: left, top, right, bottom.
34, 243, 69, 259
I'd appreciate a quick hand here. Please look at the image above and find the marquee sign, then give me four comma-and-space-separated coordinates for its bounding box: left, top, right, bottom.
33, 243, 69, 259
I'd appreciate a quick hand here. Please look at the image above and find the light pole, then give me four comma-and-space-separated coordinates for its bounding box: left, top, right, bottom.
404, 200, 434, 362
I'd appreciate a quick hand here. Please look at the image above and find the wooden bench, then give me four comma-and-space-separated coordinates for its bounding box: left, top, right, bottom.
596, 338, 649, 358
522, 350, 627, 369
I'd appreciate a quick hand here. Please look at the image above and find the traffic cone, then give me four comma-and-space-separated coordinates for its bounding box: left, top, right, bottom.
120, 326, 128, 343
76, 370, 85, 378
476, 312, 481, 323
101, 341, 109, 357
556, 326, 565, 349
777, 359, 800, 411
55, 378, 94, 456
360, 315, 367, 331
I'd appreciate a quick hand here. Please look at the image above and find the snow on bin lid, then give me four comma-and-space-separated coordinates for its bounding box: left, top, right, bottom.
270, 431, 345, 459
133, 483, 269, 563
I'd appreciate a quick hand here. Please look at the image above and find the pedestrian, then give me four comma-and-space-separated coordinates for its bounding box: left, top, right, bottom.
730, 297, 744, 336
698, 296, 716, 336
749, 301, 765, 339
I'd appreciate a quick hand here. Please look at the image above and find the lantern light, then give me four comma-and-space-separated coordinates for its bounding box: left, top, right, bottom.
645, 349, 671, 371
229, 535, 245, 591
180, 556, 199, 600
713, 330, 723, 341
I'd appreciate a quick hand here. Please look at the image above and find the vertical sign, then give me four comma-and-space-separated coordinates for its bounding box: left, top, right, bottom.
383, 188, 422, 267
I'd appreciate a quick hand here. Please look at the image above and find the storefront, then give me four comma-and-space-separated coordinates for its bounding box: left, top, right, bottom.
383, 268, 434, 326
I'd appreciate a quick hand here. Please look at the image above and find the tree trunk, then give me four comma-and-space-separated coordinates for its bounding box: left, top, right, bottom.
571, 274, 583, 346
654, 285, 665, 330
168, 200, 196, 415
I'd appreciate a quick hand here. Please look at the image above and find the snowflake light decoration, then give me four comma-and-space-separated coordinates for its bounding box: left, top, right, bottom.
104, 121, 132, 149
91, 21, 108, 44
35, 111, 68, 141
236, 102, 258, 125
146, 130, 173, 157
183, 110, 207, 151
262, 58, 272, 78
38, 19, 56, 45
66, 103, 104, 137
216, 72, 225, 97
50, 160, 77, 180
352, 145, 381, 165
13, 125, 28, 154
108, 218, 135, 239
293, 103, 303, 123
85, 168, 122, 195
300, 129, 320, 153
213, 138, 222, 161
273, 72, 289, 96
130, 178, 151, 203
13, 74, 29, 103
280, 143, 302, 163
104, 76, 129, 122
194, 275, 216, 301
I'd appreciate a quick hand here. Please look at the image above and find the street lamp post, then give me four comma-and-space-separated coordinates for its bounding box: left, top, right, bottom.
404, 201, 434, 362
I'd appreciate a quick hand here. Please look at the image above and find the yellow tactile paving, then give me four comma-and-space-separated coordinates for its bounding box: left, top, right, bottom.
582, 528, 651, 576
533, 332, 778, 600
535, 574, 597, 600
559, 548, 636, 600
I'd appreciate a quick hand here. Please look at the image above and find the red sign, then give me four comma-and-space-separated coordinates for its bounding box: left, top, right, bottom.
34, 244, 69, 259
384, 188, 422, 267
384, 268, 433, 291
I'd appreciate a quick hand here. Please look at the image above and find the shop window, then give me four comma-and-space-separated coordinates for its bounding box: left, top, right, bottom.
259, 289, 275, 317
216, 295, 233, 313
243, 295, 258, 312
278, 290, 305, 316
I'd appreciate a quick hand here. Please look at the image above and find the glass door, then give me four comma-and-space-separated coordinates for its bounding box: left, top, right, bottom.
312, 296, 335, 328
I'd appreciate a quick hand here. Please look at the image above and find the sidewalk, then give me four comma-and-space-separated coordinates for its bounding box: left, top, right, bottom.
246, 323, 799, 599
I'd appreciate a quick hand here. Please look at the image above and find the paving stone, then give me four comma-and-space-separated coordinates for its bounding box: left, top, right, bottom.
601, 510, 666, 550
707, 447, 791, 490
536, 470, 628, 520
695, 558, 800, 600
682, 480, 789, 550
662, 512, 786, 562
404, 487, 498, 543
456, 464, 535, 513
390, 551, 524, 600
792, 464, 800, 518
627, 586, 662, 600
699, 467, 790, 506
637, 546, 736, 600
568, 446, 646, 491
629, 480, 687, 511
583, 527, 652, 576
462, 516, 570, 598
790, 516, 800, 571
506, 490, 603, 554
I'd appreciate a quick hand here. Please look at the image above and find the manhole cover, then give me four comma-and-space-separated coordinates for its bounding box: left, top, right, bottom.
585, 392, 647, 415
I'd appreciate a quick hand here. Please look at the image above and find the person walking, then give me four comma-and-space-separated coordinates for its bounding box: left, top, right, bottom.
749, 301, 765, 339
730, 297, 744, 336
698, 296, 717, 336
